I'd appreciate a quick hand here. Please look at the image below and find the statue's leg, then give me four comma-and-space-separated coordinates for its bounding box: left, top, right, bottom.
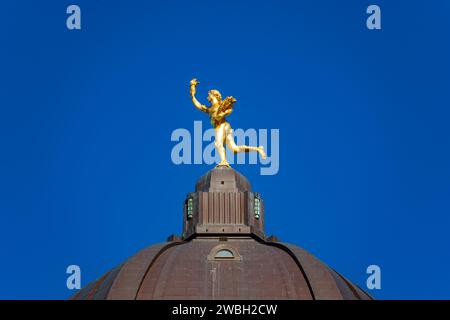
214, 124, 229, 166
225, 129, 267, 160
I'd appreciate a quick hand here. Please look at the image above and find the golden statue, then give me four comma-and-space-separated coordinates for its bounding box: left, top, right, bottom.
190, 78, 266, 167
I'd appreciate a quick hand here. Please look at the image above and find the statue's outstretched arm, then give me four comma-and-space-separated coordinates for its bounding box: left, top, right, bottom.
190, 79, 209, 113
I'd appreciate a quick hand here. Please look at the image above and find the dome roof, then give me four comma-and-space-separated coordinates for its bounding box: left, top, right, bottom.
73, 167, 371, 300
72, 239, 370, 300
195, 166, 251, 192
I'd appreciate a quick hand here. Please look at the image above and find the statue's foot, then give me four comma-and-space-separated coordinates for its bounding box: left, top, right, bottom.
259, 146, 267, 160
216, 160, 231, 168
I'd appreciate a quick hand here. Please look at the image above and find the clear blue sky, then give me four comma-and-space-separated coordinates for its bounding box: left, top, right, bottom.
1, 0, 449, 299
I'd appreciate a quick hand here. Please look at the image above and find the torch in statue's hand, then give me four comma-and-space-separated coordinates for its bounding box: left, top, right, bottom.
190, 78, 199, 97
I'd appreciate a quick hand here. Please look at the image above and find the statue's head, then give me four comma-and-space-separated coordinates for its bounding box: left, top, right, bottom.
207, 89, 222, 105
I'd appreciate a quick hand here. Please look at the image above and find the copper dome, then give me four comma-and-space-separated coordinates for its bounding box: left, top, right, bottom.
73, 167, 371, 300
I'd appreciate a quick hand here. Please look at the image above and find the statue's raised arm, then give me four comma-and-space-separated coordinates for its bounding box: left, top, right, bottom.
190, 79, 209, 113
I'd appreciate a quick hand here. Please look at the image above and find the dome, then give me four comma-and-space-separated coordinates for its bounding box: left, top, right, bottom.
72, 240, 371, 300
72, 167, 371, 300
195, 166, 251, 192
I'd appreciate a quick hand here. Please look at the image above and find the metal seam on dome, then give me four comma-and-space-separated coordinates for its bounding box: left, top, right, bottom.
86, 271, 110, 300
329, 268, 362, 299
330, 268, 373, 300
149, 243, 185, 299
268, 246, 299, 299
134, 241, 186, 299
70, 275, 98, 300
262, 241, 316, 300
288, 245, 345, 300
94, 263, 124, 300
287, 246, 345, 300
105, 242, 183, 299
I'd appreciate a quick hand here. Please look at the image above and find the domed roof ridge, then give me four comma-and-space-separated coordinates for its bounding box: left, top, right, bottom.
195, 166, 251, 192
264, 241, 373, 300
